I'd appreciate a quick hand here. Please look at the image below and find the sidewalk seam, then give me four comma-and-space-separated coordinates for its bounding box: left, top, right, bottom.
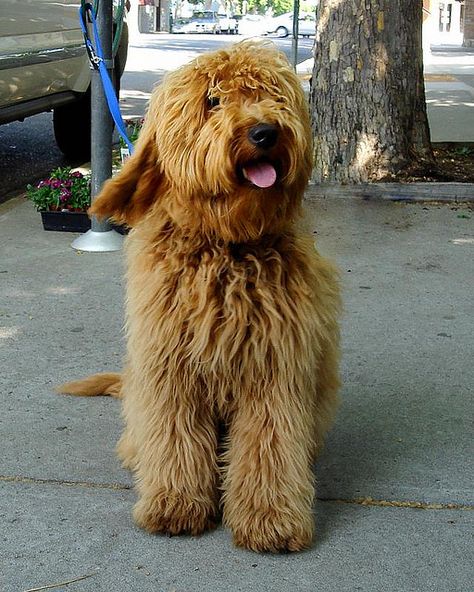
320, 496, 474, 511
0, 474, 132, 491
2, 475, 472, 510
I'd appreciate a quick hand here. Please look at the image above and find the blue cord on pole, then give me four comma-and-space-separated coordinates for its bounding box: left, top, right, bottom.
79, 3, 134, 154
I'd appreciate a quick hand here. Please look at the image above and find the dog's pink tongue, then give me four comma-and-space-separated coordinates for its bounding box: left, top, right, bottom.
243, 162, 277, 188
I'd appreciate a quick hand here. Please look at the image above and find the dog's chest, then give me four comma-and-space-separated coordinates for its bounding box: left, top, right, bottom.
127, 233, 328, 398
168, 242, 312, 334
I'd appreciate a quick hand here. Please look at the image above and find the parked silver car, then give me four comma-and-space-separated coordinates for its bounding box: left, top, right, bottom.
267, 12, 316, 38
171, 17, 196, 34
217, 14, 237, 34
0, 0, 128, 159
189, 11, 221, 34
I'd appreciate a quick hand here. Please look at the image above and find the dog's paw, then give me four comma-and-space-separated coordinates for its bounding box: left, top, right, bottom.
133, 492, 217, 536
230, 510, 314, 553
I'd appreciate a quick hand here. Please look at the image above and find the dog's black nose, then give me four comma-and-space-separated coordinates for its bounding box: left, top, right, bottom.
248, 124, 278, 150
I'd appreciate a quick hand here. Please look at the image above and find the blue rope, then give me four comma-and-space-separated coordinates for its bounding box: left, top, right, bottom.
79, 3, 134, 154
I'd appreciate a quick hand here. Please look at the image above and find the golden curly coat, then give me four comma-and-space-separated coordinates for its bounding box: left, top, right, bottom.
59, 41, 340, 553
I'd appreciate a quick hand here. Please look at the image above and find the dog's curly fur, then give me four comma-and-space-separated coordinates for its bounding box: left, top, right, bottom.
59, 41, 340, 552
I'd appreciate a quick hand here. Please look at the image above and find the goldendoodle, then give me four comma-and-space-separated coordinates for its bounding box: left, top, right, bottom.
59, 41, 340, 553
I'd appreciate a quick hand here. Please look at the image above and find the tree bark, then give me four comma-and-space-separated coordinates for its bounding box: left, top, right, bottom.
311, 0, 435, 183
464, 0, 474, 47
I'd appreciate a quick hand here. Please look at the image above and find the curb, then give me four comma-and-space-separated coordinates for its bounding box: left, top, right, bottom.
305, 183, 474, 202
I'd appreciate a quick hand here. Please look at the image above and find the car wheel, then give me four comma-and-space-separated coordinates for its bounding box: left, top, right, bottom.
53, 28, 127, 161
276, 26, 289, 38
53, 88, 91, 160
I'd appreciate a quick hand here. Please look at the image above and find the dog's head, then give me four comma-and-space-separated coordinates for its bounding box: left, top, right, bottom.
91, 41, 313, 242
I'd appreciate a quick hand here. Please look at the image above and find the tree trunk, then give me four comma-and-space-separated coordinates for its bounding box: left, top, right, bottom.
311, 0, 435, 183
464, 0, 474, 47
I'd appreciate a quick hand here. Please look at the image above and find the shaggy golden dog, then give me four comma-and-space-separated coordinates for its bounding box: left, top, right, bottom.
59, 41, 340, 553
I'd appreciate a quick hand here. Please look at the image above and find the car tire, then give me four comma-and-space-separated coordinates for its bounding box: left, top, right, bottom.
53, 88, 92, 160
276, 26, 289, 38
53, 24, 127, 161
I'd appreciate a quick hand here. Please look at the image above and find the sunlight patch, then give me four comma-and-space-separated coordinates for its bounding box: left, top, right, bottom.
46, 286, 79, 295
0, 327, 18, 339
450, 238, 474, 245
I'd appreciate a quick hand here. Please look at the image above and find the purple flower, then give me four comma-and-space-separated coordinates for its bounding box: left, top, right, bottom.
59, 189, 71, 202
70, 171, 83, 178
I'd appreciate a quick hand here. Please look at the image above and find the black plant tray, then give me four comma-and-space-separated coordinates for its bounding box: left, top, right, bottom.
40, 210, 91, 233
40, 210, 128, 234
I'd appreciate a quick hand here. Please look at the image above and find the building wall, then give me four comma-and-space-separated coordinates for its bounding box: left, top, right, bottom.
158, 0, 171, 32
136, 0, 171, 33
423, 0, 465, 45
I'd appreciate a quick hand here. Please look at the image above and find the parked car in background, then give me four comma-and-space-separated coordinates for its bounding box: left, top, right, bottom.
266, 12, 316, 37
232, 14, 243, 34
190, 11, 221, 34
237, 14, 269, 37
171, 17, 196, 34
0, 0, 128, 160
218, 14, 237, 34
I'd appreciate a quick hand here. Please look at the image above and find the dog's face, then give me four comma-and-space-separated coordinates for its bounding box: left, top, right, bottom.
91, 41, 313, 242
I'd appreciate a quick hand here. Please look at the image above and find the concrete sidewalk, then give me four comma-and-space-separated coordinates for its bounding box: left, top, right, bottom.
1, 194, 473, 591
424, 46, 474, 142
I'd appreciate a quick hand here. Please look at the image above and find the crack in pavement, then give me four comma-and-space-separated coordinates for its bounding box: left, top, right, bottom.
2, 475, 473, 510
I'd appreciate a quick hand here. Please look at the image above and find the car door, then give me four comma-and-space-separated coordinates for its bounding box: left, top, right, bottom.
0, 0, 87, 111
298, 14, 315, 37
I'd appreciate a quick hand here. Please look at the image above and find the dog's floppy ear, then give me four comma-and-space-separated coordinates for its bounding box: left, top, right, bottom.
89, 126, 163, 227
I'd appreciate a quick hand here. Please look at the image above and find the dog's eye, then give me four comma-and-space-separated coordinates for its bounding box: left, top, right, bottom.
207, 96, 220, 110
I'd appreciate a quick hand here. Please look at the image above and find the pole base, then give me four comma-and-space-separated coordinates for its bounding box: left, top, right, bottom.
71, 229, 124, 252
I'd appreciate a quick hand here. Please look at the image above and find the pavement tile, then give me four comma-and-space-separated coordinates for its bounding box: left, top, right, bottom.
2, 481, 472, 592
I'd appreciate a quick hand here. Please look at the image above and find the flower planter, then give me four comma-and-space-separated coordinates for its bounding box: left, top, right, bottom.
29, 167, 130, 234
40, 210, 129, 235
40, 210, 91, 233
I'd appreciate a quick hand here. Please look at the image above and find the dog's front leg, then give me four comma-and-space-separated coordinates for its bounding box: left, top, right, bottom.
222, 384, 317, 553
130, 376, 219, 536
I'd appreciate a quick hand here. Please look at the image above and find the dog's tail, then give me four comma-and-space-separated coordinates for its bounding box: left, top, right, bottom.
56, 372, 122, 398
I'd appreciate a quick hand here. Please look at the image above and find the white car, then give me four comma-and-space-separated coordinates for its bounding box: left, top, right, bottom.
237, 15, 269, 37
190, 11, 221, 34
218, 14, 237, 34
267, 12, 316, 38
171, 18, 197, 34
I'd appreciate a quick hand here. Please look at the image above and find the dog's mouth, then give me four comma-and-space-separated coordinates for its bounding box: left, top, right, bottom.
240, 160, 278, 189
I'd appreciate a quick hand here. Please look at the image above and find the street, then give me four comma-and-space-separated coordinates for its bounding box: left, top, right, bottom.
120, 33, 313, 118
0, 34, 313, 202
